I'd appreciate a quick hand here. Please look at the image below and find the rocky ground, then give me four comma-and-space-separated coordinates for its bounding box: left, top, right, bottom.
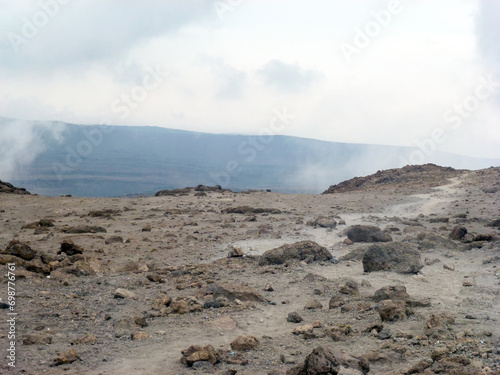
0, 165, 499, 374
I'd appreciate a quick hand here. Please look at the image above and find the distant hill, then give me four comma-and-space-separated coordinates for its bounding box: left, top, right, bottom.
322, 164, 465, 194
1, 117, 499, 197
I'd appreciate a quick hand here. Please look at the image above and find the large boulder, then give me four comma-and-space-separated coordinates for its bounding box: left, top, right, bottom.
259, 241, 332, 266
362, 243, 423, 274
346, 225, 392, 243
286, 346, 369, 375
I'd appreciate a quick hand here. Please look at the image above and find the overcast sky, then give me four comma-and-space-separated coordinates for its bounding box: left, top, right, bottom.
1, 0, 499, 159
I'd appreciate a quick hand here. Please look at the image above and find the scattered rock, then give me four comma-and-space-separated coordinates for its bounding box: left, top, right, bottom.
339, 280, 360, 296
227, 245, 244, 258
208, 283, 265, 303
346, 225, 392, 243
203, 297, 228, 309
114, 288, 137, 300
59, 239, 84, 256
230, 335, 260, 351
259, 241, 332, 266
151, 293, 172, 310
286, 346, 369, 375
424, 257, 440, 266
181, 345, 220, 367
23, 334, 53, 345
3, 240, 36, 260
304, 299, 323, 310
328, 294, 345, 309
62, 225, 107, 234
462, 278, 476, 287
449, 225, 467, 240
307, 216, 337, 229
372, 285, 410, 302
171, 297, 203, 314
223, 206, 281, 214
105, 236, 124, 244
486, 218, 500, 228
147, 273, 164, 283
71, 333, 97, 345
443, 263, 455, 271
131, 331, 150, 341
54, 349, 80, 366
426, 313, 455, 329
264, 283, 274, 292
343, 238, 353, 245
378, 300, 407, 322
292, 324, 314, 336
362, 242, 423, 274
287, 312, 303, 323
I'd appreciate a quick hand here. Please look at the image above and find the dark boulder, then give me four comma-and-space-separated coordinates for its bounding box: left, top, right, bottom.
347, 225, 392, 243
259, 241, 332, 266
362, 243, 423, 274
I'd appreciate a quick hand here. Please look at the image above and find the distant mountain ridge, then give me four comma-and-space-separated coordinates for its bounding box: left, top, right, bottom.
1, 117, 499, 197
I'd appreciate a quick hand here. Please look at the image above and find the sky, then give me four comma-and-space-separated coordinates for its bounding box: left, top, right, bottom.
1, 0, 499, 160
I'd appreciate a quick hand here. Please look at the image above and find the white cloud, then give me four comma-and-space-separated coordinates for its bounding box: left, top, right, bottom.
0, 0, 499, 160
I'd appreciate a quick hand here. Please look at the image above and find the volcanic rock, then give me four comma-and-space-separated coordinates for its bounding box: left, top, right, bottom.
181, 345, 220, 367
362, 242, 423, 274
287, 312, 303, 323
59, 239, 84, 256
372, 285, 410, 302
286, 345, 369, 375
259, 241, 332, 266
449, 225, 467, 240
378, 300, 407, 322
208, 283, 265, 303
230, 335, 260, 351
4, 240, 36, 260
347, 225, 392, 243
54, 349, 80, 366
307, 216, 337, 229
